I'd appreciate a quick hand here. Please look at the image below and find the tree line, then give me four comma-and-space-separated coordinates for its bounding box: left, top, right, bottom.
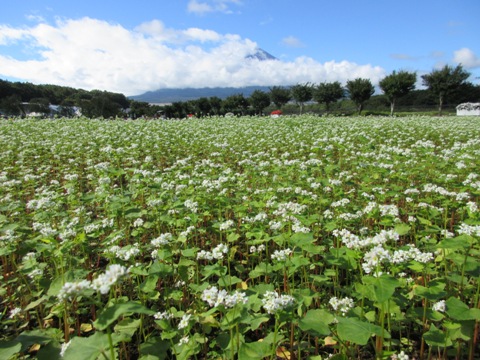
0, 80, 130, 118
0, 64, 478, 118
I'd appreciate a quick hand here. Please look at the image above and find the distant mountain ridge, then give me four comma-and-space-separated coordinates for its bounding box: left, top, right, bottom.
129, 85, 275, 103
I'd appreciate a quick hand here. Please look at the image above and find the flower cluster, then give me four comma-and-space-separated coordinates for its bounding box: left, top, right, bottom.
261, 291, 295, 314
271, 248, 292, 261
219, 219, 235, 231
201, 286, 248, 308
329, 296, 354, 315
197, 243, 229, 261
432, 300, 446, 313
58, 280, 92, 300
91, 264, 129, 295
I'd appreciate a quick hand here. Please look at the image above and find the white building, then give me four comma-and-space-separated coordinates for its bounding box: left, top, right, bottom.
456, 103, 480, 116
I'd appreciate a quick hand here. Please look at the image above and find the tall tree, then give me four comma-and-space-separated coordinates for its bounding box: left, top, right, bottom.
269, 86, 291, 109
421, 64, 470, 115
223, 94, 248, 115
290, 83, 313, 114
379, 70, 416, 115
249, 89, 271, 114
209, 96, 223, 115
194, 97, 212, 116
346, 78, 375, 115
312, 81, 344, 113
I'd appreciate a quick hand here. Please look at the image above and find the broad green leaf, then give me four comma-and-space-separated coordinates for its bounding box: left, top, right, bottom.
437, 235, 472, 250
298, 309, 332, 336
445, 321, 474, 342
363, 274, 399, 303
446, 297, 480, 321
336, 317, 375, 345
139, 336, 169, 360
394, 223, 411, 236
62, 332, 115, 360
94, 302, 155, 330
0, 340, 21, 360
423, 324, 451, 348
238, 341, 272, 360
16, 328, 62, 352
114, 318, 141, 340
36, 341, 61, 360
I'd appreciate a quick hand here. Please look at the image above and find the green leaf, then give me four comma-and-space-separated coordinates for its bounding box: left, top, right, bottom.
238, 340, 272, 360
114, 318, 141, 341
36, 341, 61, 360
16, 329, 62, 352
94, 302, 155, 330
446, 297, 480, 321
62, 332, 114, 360
139, 336, 169, 360
363, 274, 399, 303
394, 223, 411, 236
336, 317, 375, 345
437, 235, 472, 250
0, 340, 21, 360
298, 309, 332, 336
423, 324, 451, 348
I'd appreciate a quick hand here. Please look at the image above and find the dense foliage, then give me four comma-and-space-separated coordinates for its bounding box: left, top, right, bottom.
0, 115, 479, 360
1, 73, 480, 119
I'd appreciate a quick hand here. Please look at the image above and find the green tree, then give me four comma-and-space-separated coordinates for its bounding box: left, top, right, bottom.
269, 86, 291, 109
0, 94, 23, 116
421, 64, 471, 115
346, 78, 375, 115
379, 70, 417, 115
223, 94, 248, 115
312, 81, 344, 113
209, 96, 223, 115
28, 97, 51, 116
249, 90, 271, 114
291, 83, 313, 114
194, 97, 212, 116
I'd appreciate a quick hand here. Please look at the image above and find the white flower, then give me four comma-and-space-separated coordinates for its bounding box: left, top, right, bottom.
154, 311, 173, 320
261, 291, 295, 314
9, 307, 21, 319
391, 350, 409, 360
329, 297, 354, 315
202, 286, 248, 308
60, 340, 71, 357
211, 244, 229, 260
133, 218, 144, 228
219, 220, 235, 231
58, 280, 92, 300
178, 335, 189, 346
178, 314, 191, 329
91, 264, 129, 295
151, 233, 172, 247
271, 248, 292, 261
432, 300, 446, 313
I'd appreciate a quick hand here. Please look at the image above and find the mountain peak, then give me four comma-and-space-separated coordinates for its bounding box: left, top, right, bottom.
245, 48, 277, 61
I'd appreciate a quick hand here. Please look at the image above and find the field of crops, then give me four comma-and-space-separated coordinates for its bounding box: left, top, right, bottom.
0, 115, 479, 360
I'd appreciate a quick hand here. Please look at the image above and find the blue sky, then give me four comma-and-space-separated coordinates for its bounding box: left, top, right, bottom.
1, 0, 479, 95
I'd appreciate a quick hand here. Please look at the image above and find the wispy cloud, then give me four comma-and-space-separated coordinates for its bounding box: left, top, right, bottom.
281, 36, 305, 48
389, 53, 417, 61
187, 0, 242, 15
453, 48, 480, 69
0, 17, 386, 95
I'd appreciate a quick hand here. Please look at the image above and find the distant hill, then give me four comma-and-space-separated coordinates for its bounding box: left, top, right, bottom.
129, 85, 275, 103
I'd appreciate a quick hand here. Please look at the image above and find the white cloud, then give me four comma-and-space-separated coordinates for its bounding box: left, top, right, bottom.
187, 0, 242, 15
0, 17, 386, 96
453, 48, 480, 69
281, 36, 305, 48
